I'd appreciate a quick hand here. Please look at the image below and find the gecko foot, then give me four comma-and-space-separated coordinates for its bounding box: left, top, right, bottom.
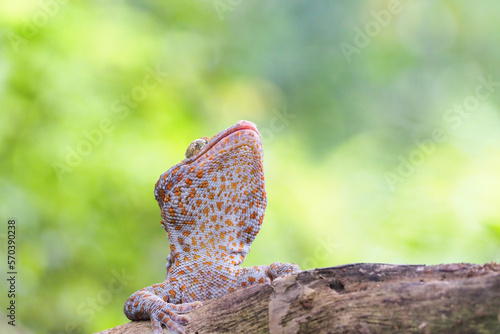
150, 301, 203, 334
267, 262, 301, 280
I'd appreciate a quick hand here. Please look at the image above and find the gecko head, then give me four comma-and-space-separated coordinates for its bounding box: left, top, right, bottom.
155, 120, 267, 260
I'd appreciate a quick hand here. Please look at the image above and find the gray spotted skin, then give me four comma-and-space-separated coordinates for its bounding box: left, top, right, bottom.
124, 120, 300, 334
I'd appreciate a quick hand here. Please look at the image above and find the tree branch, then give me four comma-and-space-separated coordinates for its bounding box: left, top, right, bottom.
97, 262, 500, 333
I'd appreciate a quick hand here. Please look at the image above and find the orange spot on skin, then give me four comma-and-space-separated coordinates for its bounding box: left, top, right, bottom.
197, 170, 204, 178
169, 290, 176, 298
158, 189, 165, 201
248, 276, 256, 283
182, 230, 191, 237
258, 277, 264, 284
217, 202, 223, 210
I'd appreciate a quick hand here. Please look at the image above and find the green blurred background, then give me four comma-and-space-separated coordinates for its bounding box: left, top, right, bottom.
1, 0, 500, 333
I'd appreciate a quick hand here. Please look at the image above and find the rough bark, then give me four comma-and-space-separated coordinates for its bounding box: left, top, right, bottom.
97, 262, 500, 334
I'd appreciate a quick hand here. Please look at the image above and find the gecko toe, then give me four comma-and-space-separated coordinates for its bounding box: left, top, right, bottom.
170, 300, 203, 313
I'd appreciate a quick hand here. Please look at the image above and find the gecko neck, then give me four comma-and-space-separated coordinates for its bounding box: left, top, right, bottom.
165, 238, 249, 274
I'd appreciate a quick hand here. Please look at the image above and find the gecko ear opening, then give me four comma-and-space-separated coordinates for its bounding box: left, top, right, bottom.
185, 138, 209, 158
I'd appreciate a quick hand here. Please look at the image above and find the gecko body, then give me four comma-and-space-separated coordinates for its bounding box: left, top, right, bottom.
124, 120, 300, 333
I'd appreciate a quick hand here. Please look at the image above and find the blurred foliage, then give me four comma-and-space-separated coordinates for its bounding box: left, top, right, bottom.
1, 0, 500, 333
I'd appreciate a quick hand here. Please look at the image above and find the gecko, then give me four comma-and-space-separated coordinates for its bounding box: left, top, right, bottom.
124, 120, 300, 334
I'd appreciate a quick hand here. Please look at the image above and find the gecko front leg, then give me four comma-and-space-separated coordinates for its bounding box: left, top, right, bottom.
124, 282, 202, 334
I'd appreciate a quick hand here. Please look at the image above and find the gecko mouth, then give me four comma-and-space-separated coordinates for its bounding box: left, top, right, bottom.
188, 120, 261, 162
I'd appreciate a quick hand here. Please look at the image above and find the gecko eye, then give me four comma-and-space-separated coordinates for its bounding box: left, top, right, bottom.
185, 138, 208, 158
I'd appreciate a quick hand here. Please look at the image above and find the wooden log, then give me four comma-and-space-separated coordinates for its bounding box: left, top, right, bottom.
96, 262, 500, 334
